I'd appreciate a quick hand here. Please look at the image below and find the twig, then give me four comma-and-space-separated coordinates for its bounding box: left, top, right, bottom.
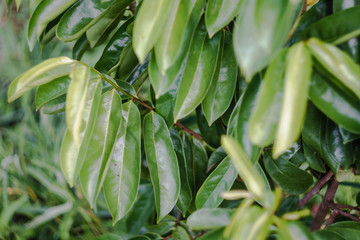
330, 203, 360, 212
310, 177, 338, 231
299, 171, 333, 209
335, 209, 360, 223
325, 209, 339, 227
175, 121, 203, 141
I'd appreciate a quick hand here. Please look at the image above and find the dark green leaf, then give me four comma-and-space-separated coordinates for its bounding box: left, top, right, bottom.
207, 147, 226, 172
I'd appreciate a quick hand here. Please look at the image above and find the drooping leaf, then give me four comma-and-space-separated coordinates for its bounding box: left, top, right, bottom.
306, 38, 360, 100
35, 75, 71, 110
309, 71, 360, 135
132, 0, 173, 63
143, 112, 180, 222
170, 128, 192, 215
187, 208, 234, 230
57, 0, 132, 41
60, 79, 102, 186
103, 101, 141, 223
79, 90, 122, 206
233, 0, 302, 81
205, 0, 242, 37
95, 18, 133, 73
273, 42, 312, 158
173, 20, 222, 122
8, 56, 75, 102
263, 152, 313, 195
27, 0, 77, 50
249, 49, 287, 147
195, 156, 237, 209
296, 5, 360, 44
202, 31, 237, 125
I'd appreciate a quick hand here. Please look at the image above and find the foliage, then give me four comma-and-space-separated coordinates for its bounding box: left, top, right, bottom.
4, 0, 360, 239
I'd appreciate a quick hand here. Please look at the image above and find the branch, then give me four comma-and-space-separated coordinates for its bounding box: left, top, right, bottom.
325, 209, 339, 227
299, 171, 333, 209
310, 177, 338, 231
175, 121, 204, 141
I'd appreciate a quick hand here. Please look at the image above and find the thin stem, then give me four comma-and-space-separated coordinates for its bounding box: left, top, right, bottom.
175, 121, 203, 141
299, 171, 333, 209
325, 209, 338, 227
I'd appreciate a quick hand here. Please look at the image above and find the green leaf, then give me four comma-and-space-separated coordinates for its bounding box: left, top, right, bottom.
326, 119, 354, 169
309, 71, 360, 135
35, 75, 71, 110
187, 208, 234, 230
95, 18, 133, 73
172, 226, 191, 240
155, 0, 204, 72
314, 222, 360, 240
60, 79, 102, 186
303, 142, 326, 173
263, 152, 313, 195
8, 56, 75, 102
155, 82, 179, 127
197, 228, 225, 240
273, 42, 312, 158
65, 64, 92, 147
221, 136, 268, 202
229, 206, 272, 240
296, 5, 360, 44
170, 128, 192, 215
72, 34, 90, 60
249, 49, 287, 147
43, 94, 67, 115
230, 75, 262, 162
103, 101, 141, 223
207, 147, 226, 172
202, 31, 237, 125
195, 156, 237, 209
191, 137, 208, 192
143, 112, 180, 222
173, 20, 222, 122
306, 38, 360, 100
277, 220, 313, 240
27, 0, 77, 50
233, 0, 301, 81
57, 0, 132, 41
85, 5, 123, 48
339, 127, 360, 144
80, 90, 122, 206
205, 0, 242, 38
132, 0, 173, 63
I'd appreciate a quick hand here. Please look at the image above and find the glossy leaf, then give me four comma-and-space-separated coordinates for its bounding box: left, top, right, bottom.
264, 152, 313, 195
207, 147, 226, 172
35, 75, 71, 110
273, 42, 312, 158
196, 107, 225, 148
233, 0, 301, 81
60, 79, 102, 186
66, 64, 92, 147
95, 18, 133, 73
43, 94, 67, 115
296, 5, 360, 44
306, 38, 360, 100
172, 226, 191, 240
205, 0, 242, 37
72, 34, 90, 60
80, 90, 122, 206
303, 142, 326, 173
309, 71, 360, 135
27, 0, 77, 50
143, 112, 180, 222
326, 119, 354, 169
57, 0, 131, 41
314, 221, 360, 240
249, 49, 287, 147
170, 128, 192, 215
192, 137, 209, 192
173, 20, 222, 122
8, 56, 75, 102
103, 101, 141, 223
155, 80, 179, 126
339, 127, 360, 144
202, 31, 237, 125
195, 156, 237, 209
132, 0, 173, 63
155, 0, 203, 72
187, 208, 234, 230
221, 136, 268, 201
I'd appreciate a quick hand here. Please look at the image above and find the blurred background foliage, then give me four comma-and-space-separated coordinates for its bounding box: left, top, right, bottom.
0, 2, 142, 239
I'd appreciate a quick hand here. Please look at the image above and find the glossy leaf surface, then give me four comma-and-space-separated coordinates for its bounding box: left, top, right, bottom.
273, 42, 312, 158
103, 101, 141, 223
202, 31, 237, 125
187, 208, 234, 230
143, 112, 180, 222
264, 152, 313, 195
249, 49, 287, 147
205, 0, 242, 37
133, 0, 173, 63
195, 156, 237, 209
8, 57, 75, 102
173, 20, 221, 121
80, 90, 122, 206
